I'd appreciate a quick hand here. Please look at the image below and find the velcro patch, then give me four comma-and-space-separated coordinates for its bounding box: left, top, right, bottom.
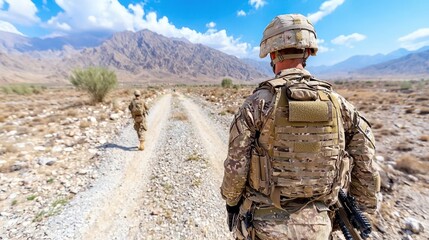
289, 101, 331, 122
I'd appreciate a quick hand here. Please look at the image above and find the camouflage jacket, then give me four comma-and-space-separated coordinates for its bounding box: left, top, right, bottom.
128, 98, 148, 118
220, 68, 380, 212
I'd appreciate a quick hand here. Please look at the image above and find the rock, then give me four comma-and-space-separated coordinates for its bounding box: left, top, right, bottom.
37, 157, 57, 166
10, 162, 27, 172
376, 155, 385, 162
110, 113, 120, 120
77, 169, 88, 175
0, 211, 12, 217
6, 130, 17, 136
88, 149, 98, 154
404, 217, 424, 234
406, 174, 418, 182
64, 147, 74, 152
52, 146, 63, 152
34, 146, 46, 151
88, 117, 97, 123
402, 235, 414, 240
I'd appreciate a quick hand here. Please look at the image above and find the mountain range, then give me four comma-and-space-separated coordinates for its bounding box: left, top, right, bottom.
1, 30, 428, 84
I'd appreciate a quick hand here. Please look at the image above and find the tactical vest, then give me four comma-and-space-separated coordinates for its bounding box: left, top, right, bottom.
131, 99, 146, 117
248, 75, 351, 207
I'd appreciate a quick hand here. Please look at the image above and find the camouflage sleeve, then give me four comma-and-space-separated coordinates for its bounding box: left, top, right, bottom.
337, 94, 381, 213
128, 100, 133, 111
220, 105, 253, 206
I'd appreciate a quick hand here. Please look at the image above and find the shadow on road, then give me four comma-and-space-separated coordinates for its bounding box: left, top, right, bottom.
101, 143, 138, 151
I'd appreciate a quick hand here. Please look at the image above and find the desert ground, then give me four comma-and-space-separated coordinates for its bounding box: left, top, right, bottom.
0, 80, 428, 239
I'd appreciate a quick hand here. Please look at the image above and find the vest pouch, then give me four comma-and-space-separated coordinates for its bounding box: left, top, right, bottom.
249, 149, 270, 195
339, 153, 352, 190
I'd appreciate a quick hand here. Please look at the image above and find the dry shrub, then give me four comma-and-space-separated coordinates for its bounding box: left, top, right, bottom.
395, 155, 429, 174
372, 121, 384, 130
112, 98, 121, 112
172, 112, 188, 121
380, 105, 390, 111
66, 109, 78, 117
418, 135, 429, 142
404, 107, 415, 114
415, 97, 429, 102
395, 142, 413, 152
79, 120, 91, 128
0, 159, 14, 173
98, 113, 109, 121
225, 106, 238, 114
0, 114, 6, 123
418, 108, 429, 115
4, 143, 19, 153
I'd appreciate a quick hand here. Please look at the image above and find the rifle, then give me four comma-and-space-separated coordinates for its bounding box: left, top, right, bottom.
335, 189, 372, 240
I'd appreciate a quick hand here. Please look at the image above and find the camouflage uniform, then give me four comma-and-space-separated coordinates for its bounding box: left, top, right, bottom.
128, 93, 148, 150
220, 68, 380, 239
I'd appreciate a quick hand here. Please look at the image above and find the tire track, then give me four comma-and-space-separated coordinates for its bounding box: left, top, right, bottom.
179, 94, 228, 178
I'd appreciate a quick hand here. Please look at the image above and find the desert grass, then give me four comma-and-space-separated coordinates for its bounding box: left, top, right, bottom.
395, 142, 413, 152
1, 84, 45, 95
395, 154, 429, 174
418, 108, 429, 115
0, 157, 16, 173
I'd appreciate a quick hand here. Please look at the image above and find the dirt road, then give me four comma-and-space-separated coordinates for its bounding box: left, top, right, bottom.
34, 92, 231, 239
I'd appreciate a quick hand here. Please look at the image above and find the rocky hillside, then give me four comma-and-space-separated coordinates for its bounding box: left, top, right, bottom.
65, 30, 267, 83
0, 30, 268, 84
355, 49, 429, 78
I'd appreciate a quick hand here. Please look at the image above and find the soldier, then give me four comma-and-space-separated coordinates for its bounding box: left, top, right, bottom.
221, 14, 381, 239
128, 90, 149, 150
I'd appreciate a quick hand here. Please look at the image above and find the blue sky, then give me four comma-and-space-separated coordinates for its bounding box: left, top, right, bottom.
0, 0, 428, 66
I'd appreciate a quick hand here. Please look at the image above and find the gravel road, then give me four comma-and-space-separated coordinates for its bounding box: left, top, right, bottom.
31, 92, 233, 239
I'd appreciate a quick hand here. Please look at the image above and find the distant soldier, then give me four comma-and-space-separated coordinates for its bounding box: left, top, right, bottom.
221, 14, 381, 239
128, 90, 149, 150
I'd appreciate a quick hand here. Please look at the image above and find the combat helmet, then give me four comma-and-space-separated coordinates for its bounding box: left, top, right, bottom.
134, 90, 141, 96
260, 14, 318, 65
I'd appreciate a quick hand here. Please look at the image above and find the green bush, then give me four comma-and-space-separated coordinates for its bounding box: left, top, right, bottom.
221, 78, 233, 88
1, 84, 45, 95
69, 67, 117, 103
400, 81, 412, 91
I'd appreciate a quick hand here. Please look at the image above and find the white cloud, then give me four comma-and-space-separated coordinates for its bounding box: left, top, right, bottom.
398, 28, 429, 50
206, 21, 216, 28
237, 10, 246, 17
0, 0, 40, 25
0, 20, 24, 35
331, 33, 366, 47
249, 0, 266, 9
316, 39, 330, 53
308, 0, 344, 24
45, 0, 253, 58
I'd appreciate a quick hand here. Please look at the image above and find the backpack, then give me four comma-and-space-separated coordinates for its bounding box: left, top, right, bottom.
248, 75, 351, 208
130, 99, 146, 118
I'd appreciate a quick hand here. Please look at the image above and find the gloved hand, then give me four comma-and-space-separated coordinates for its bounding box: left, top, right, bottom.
226, 204, 240, 214
226, 203, 241, 232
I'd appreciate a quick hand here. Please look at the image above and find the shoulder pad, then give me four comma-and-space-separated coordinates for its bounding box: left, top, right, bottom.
308, 78, 333, 90
257, 77, 286, 90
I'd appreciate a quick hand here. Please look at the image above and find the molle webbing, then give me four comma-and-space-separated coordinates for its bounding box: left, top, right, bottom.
268, 84, 342, 201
